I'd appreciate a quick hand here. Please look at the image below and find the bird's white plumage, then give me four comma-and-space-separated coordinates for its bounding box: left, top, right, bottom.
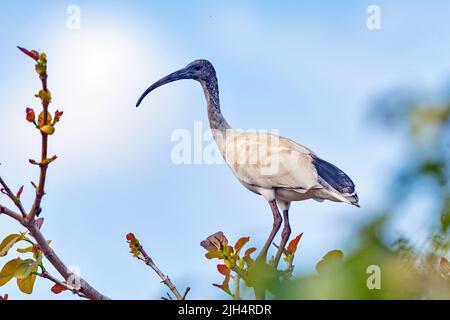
212, 129, 350, 205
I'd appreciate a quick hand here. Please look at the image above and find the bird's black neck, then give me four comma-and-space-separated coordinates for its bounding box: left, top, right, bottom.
201, 76, 230, 132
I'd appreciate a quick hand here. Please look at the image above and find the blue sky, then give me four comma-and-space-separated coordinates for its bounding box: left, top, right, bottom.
1, 1, 449, 299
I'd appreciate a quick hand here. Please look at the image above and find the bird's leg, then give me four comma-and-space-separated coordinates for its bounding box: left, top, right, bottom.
273, 209, 291, 268
256, 200, 282, 263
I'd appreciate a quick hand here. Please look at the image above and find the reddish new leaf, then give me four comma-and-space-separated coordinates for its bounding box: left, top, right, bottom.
234, 237, 250, 253
244, 247, 256, 257
201, 232, 228, 252
286, 233, 303, 255
217, 264, 230, 276
16, 186, 24, 199
17, 46, 40, 61
126, 233, 136, 241
35, 218, 44, 230
243, 247, 257, 263
51, 283, 67, 294
53, 110, 64, 125
26, 108, 36, 123
213, 273, 231, 296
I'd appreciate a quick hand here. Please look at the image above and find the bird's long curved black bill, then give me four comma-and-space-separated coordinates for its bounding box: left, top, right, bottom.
136, 68, 189, 107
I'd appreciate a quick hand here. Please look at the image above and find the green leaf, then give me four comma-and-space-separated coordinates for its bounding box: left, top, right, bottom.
205, 251, 223, 260
17, 272, 37, 294
0, 234, 23, 257
441, 196, 450, 232
15, 257, 40, 294
315, 249, 344, 274
323, 249, 344, 260
17, 246, 34, 253
224, 255, 237, 269
15, 259, 38, 279
0, 258, 22, 286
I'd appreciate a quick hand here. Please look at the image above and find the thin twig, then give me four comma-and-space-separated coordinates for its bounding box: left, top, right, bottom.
234, 263, 266, 300
136, 244, 189, 300
233, 273, 240, 300
181, 287, 191, 300
0, 202, 109, 299
0, 203, 23, 223
27, 73, 49, 223
232, 265, 249, 283
0, 176, 27, 217
26, 219, 110, 300
0, 47, 110, 300
38, 271, 88, 299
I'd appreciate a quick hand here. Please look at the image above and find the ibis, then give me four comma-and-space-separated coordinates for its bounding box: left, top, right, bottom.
136, 60, 359, 266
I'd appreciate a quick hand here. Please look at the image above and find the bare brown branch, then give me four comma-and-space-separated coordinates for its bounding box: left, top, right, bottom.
27, 74, 49, 223
136, 244, 189, 300
233, 274, 241, 300
0, 201, 109, 299
38, 270, 88, 299
0, 203, 23, 222
0, 50, 110, 300
26, 219, 110, 300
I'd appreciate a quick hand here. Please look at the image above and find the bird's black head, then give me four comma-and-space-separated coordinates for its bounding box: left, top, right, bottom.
136, 59, 216, 107
185, 59, 216, 81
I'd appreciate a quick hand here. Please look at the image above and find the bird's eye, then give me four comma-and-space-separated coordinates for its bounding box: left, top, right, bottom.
194, 65, 202, 71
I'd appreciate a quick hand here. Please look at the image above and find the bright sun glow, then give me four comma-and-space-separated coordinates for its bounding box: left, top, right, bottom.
23, 20, 177, 174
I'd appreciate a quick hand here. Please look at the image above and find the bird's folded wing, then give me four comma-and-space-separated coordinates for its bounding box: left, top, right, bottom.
223, 132, 321, 190
311, 154, 356, 196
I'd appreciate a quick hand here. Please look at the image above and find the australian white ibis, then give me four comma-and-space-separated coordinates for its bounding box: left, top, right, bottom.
136, 60, 359, 266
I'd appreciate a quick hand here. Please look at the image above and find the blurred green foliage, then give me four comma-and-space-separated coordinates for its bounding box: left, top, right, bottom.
372, 88, 450, 232
274, 218, 449, 299
267, 87, 450, 299
204, 86, 450, 299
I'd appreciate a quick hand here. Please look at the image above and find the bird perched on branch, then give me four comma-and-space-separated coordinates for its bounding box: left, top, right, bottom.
136, 60, 359, 266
